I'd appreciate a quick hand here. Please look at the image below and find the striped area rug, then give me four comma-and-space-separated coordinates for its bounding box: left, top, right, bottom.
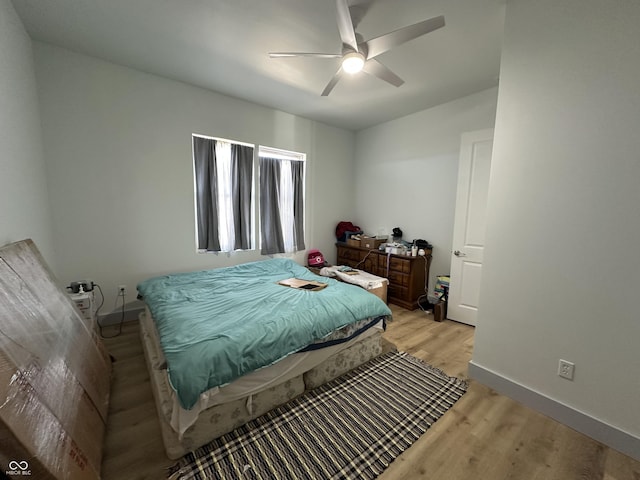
168, 351, 467, 480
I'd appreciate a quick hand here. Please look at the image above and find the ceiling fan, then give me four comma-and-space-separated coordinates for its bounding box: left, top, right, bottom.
268, 0, 445, 96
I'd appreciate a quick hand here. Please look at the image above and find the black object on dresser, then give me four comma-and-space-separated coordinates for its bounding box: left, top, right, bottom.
336, 243, 432, 310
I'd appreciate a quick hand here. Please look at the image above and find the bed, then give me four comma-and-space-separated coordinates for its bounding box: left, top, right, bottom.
137, 258, 392, 459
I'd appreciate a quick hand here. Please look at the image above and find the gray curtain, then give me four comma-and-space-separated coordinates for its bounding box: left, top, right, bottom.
291, 160, 306, 250
231, 144, 253, 250
193, 136, 220, 251
260, 157, 284, 254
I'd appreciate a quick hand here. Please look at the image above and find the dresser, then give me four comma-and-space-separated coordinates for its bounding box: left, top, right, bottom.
336, 243, 432, 310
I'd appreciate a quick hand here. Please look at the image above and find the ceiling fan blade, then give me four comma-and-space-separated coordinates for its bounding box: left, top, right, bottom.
269, 52, 342, 58
362, 59, 404, 87
349, 1, 373, 30
321, 68, 344, 96
336, 0, 358, 52
365, 15, 445, 60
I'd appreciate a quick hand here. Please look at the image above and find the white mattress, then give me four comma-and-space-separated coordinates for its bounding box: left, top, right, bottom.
141, 307, 383, 437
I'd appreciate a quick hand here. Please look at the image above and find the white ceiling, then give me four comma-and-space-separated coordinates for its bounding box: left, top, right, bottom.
12, 0, 506, 131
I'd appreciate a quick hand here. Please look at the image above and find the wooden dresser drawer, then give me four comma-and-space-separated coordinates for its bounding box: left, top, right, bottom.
389, 257, 410, 273
388, 271, 409, 287
388, 284, 408, 301
360, 255, 378, 274
337, 247, 360, 262
377, 255, 410, 272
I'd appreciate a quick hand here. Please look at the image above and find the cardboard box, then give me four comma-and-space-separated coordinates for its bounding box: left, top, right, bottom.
434, 301, 447, 322
0, 239, 111, 480
367, 282, 388, 303
346, 237, 360, 247
0, 351, 104, 480
360, 236, 385, 249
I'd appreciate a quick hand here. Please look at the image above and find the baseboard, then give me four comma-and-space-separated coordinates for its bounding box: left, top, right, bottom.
468, 361, 640, 462
98, 306, 144, 326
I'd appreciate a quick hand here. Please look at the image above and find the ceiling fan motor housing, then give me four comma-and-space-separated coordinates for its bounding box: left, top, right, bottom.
342, 51, 365, 73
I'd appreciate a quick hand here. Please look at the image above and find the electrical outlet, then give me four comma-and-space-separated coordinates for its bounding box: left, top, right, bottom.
558, 359, 575, 380
118, 285, 127, 296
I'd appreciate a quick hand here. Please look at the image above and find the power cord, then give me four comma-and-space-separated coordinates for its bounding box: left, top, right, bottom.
354, 248, 376, 270
417, 254, 432, 314
94, 282, 105, 317
95, 283, 125, 338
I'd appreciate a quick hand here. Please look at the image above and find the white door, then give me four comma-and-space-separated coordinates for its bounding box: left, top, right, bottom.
447, 129, 494, 326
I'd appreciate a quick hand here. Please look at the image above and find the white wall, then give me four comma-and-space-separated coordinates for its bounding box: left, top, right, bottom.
354, 88, 498, 295
0, 0, 55, 265
472, 0, 640, 457
34, 43, 356, 311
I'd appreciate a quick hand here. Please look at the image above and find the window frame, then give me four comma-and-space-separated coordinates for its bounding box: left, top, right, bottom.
192, 134, 256, 254
258, 145, 307, 255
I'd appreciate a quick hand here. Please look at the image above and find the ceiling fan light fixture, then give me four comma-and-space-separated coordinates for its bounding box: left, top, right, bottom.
341, 52, 365, 74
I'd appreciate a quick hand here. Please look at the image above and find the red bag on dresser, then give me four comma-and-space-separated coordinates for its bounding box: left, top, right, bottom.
335, 221, 362, 242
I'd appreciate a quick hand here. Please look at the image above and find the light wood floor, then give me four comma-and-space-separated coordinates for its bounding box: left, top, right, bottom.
100, 305, 640, 479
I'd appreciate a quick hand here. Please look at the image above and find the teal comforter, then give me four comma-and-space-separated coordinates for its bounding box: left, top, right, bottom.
137, 258, 391, 409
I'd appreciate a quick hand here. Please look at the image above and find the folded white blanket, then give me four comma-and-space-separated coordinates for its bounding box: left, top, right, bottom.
319, 266, 388, 290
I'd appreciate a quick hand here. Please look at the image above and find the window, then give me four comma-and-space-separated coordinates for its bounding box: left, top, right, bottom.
192, 135, 254, 252
259, 146, 306, 255
192, 136, 305, 255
